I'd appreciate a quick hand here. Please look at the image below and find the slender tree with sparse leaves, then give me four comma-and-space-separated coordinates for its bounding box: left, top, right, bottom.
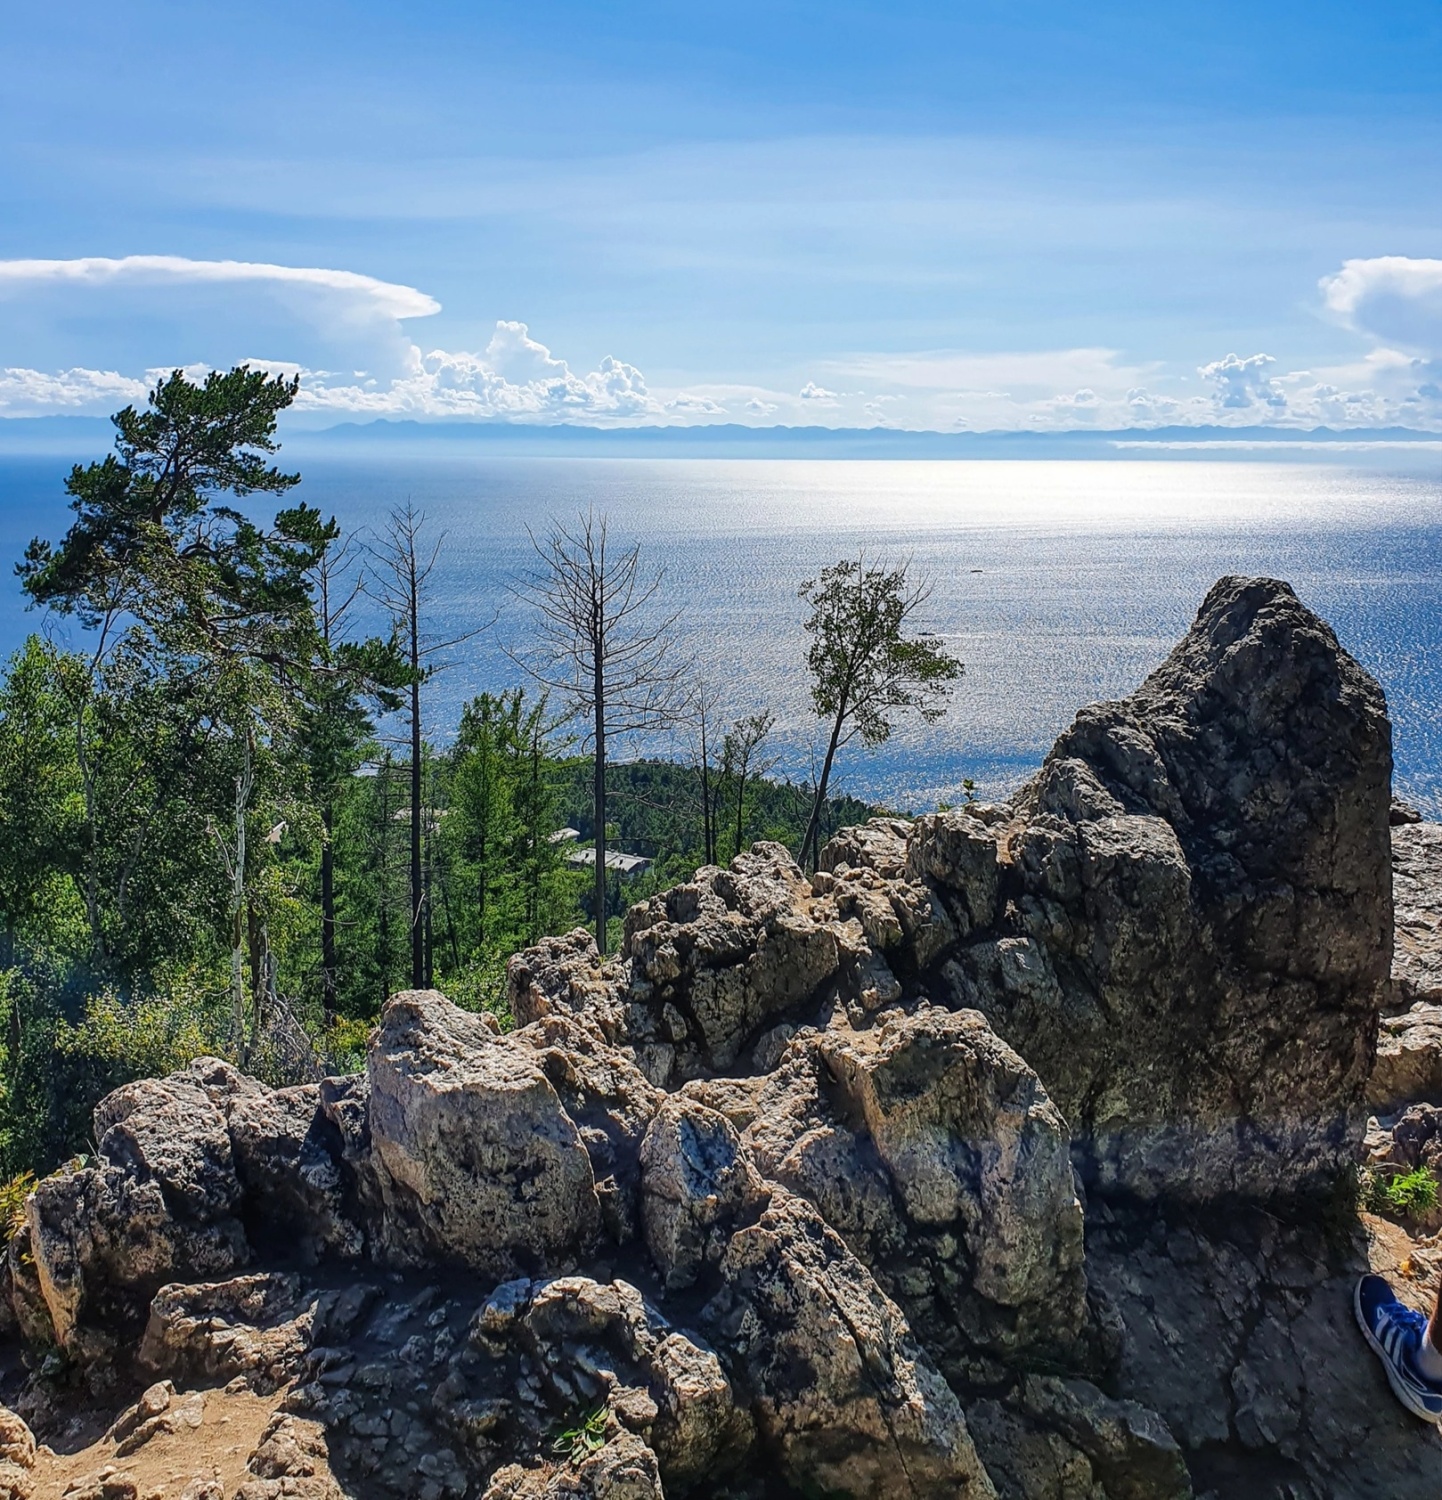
796, 557, 962, 870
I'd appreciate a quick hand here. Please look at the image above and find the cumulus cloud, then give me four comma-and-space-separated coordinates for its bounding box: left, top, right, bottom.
0, 365, 148, 416
1199, 352, 1287, 412
799, 381, 838, 401
290, 323, 674, 421
1321, 257, 1442, 357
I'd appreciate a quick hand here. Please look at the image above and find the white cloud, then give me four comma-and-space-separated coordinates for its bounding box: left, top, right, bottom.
0, 366, 148, 416
0, 256, 440, 321
666, 392, 726, 415
1199, 352, 1286, 412
1321, 256, 1442, 357
7, 252, 1442, 432
293, 323, 671, 421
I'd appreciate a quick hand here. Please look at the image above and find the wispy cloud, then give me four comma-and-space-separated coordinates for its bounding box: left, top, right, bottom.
0, 256, 441, 321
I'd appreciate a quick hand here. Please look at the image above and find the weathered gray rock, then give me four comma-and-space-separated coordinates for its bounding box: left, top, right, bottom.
1370, 1002, 1442, 1112
639, 1097, 766, 1291
1391, 821, 1442, 1007
969, 1376, 1192, 1500
26, 1159, 248, 1354
906, 808, 1003, 933
726, 1009, 1086, 1381
366, 990, 601, 1274
138, 1272, 375, 1392
508, 929, 631, 1039
513, 1013, 662, 1248
514, 1276, 751, 1494
1087, 1210, 1442, 1499
968, 576, 1392, 1201
622, 844, 842, 1079
703, 1189, 997, 1499
223, 1079, 364, 1262
235, 1412, 347, 1500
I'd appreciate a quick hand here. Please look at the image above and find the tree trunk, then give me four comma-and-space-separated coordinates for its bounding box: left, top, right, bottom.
800, 709, 846, 872
377, 754, 392, 1010
409, 607, 424, 988
593, 658, 607, 954
699, 711, 715, 866
320, 801, 337, 1021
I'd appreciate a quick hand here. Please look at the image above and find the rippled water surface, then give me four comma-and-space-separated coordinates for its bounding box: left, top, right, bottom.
4, 456, 1442, 811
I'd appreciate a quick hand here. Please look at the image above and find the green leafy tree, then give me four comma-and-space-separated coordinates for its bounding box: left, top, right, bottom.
19, 367, 334, 1045
0, 639, 83, 962
796, 558, 963, 869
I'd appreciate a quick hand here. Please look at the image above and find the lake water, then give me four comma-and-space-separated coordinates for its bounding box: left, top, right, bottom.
4, 454, 1442, 813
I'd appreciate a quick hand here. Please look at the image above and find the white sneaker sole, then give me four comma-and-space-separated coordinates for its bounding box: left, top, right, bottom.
1355, 1278, 1442, 1425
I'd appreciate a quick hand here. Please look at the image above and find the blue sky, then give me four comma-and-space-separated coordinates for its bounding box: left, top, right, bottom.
3, 0, 1441, 431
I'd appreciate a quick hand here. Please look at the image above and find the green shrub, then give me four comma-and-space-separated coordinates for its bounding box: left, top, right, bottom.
552, 1406, 608, 1463
1364, 1164, 1440, 1219
55, 972, 235, 1082
0, 1170, 35, 1240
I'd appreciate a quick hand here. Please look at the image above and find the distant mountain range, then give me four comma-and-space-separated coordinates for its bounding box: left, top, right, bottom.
2, 414, 1440, 461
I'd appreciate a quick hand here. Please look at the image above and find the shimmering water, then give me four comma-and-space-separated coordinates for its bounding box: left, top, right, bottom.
4, 455, 1442, 812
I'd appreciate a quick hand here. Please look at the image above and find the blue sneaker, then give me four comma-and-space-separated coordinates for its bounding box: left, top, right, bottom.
1355, 1274, 1442, 1423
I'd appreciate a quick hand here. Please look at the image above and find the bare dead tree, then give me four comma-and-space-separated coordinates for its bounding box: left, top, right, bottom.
368, 504, 483, 987
510, 511, 685, 953
687, 680, 725, 867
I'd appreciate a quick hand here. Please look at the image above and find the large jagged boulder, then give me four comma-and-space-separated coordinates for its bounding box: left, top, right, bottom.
705, 1006, 1086, 1382
25, 1065, 255, 1357
956, 575, 1392, 1200
366, 991, 602, 1275
702, 1189, 997, 1500
621, 844, 843, 1080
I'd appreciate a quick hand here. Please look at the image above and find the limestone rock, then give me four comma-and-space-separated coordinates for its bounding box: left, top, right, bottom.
513, 1013, 662, 1247
623, 844, 841, 1078
735, 1012, 1085, 1379
639, 1097, 765, 1291
138, 1273, 374, 1392
508, 929, 631, 1041
367, 990, 601, 1274
27, 1160, 247, 1352
906, 808, 1002, 933
1391, 821, 1442, 1007
1088, 1209, 1442, 1499
704, 1190, 996, 1499
0, 1410, 33, 1471
235, 1413, 346, 1500
223, 1080, 364, 1262
94, 1066, 245, 1226
1369, 1002, 1442, 1112
482, 1428, 663, 1500
982, 576, 1392, 1200
818, 1006, 1083, 1315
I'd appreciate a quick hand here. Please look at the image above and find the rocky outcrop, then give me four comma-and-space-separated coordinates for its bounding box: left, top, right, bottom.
969, 575, 1392, 1200
5, 576, 1433, 1500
